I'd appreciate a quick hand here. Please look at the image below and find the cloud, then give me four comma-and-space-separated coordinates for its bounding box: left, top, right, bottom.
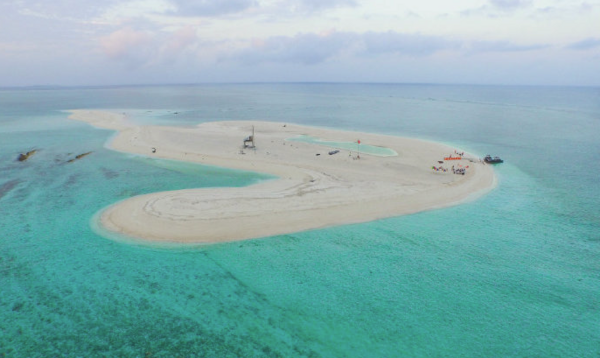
100, 27, 156, 67
99, 25, 207, 69
158, 26, 200, 64
257, 0, 358, 18
226, 31, 552, 66
163, 26, 198, 53
97, 0, 175, 25
96, 0, 257, 20
461, 0, 532, 17
11, 0, 122, 21
235, 31, 452, 66
362, 32, 456, 56
168, 0, 257, 16
467, 40, 549, 53
527, 1, 597, 17
233, 32, 356, 65
292, 0, 357, 12
567, 38, 600, 50
488, 0, 531, 11
97, 25, 552, 75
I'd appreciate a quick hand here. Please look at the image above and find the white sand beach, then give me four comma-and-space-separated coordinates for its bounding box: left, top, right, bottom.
69, 110, 496, 244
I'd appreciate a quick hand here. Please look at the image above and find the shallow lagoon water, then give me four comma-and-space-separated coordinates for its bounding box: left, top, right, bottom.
1, 84, 599, 357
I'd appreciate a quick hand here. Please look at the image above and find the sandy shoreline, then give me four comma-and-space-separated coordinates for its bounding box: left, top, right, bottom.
69, 110, 496, 244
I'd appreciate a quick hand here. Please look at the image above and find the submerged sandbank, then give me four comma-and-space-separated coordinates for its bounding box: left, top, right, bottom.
69, 110, 495, 244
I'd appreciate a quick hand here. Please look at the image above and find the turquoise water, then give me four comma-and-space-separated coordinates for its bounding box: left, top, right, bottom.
287, 135, 397, 157
1, 84, 599, 357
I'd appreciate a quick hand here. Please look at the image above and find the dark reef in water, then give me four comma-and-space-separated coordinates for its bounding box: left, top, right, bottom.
17, 150, 37, 162
67, 152, 93, 163
0, 179, 21, 200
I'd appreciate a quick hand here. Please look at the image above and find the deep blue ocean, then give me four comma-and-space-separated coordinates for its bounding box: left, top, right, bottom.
1, 84, 599, 357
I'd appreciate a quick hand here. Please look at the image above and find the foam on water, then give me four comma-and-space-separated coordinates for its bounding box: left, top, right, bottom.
1, 84, 598, 357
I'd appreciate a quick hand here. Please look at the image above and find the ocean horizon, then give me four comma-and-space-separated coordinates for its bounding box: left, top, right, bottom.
1, 83, 598, 357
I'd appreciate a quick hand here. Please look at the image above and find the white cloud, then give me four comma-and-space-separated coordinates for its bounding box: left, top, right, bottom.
99, 0, 175, 24
466, 40, 549, 53
461, 0, 533, 17
489, 0, 532, 11
10, 0, 120, 20
225, 31, 548, 66
229, 32, 354, 65
289, 0, 357, 12
362, 32, 456, 56
567, 38, 600, 50
168, 0, 258, 16
100, 27, 157, 68
1, 0, 599, 86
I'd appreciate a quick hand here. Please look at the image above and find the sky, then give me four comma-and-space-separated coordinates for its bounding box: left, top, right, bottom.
1, 0, 599, 86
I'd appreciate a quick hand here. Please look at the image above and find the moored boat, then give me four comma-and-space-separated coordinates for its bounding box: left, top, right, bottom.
484, 155, 503, 164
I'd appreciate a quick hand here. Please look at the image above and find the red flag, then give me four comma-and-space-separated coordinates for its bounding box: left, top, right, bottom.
357, 139, 361, 144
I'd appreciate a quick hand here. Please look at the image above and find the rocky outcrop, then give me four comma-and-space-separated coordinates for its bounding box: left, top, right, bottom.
67, 152, 93, 163
17, 150, 37, 162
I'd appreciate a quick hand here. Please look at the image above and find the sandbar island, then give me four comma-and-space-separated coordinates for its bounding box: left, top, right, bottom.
69, 110, 496, 244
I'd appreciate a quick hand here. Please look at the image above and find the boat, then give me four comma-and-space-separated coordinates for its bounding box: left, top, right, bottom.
484, 155, 503, 164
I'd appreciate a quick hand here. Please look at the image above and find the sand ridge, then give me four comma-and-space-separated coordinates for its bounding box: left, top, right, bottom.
69, 110, 496, 244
